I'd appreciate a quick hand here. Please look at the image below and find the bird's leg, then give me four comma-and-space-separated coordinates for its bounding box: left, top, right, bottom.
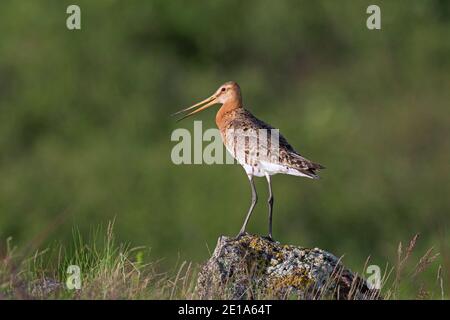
236, 175, 257, 239
265, 174, 274, 241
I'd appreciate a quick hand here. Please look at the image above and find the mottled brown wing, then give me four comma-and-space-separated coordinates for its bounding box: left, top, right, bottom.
226, 109, 324, 177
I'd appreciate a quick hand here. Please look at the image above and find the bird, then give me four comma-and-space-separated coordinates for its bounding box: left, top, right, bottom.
173, 81, 324, 241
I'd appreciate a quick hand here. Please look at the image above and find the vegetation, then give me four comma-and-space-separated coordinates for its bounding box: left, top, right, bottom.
0, 1, 449, 298
0, 225, 444, 299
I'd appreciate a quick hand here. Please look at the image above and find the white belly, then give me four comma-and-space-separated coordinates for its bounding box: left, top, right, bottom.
222, 132, 311, 178
240, 161, 311, 178
241, 163, 265, 177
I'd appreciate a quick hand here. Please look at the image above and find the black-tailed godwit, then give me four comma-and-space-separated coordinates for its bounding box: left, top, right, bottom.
173, 81, 324, 241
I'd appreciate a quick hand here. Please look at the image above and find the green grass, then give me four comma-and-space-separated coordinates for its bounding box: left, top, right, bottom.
0, 222, 445, 300
0, 222, 196, 299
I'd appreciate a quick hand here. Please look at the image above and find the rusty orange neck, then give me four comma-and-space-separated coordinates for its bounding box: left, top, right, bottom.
215, 99, 242, 129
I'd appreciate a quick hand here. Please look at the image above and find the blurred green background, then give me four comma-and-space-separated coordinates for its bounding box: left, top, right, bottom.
0, 0, 449, 288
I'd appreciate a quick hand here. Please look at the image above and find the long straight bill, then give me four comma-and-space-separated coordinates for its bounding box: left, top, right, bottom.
172, 95, 217, 122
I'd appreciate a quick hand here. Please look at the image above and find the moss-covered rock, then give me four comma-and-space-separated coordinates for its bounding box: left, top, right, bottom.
195, 234, 380, 300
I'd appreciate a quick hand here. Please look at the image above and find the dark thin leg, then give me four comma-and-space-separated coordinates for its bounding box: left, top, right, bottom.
266, 174, 274, 241
237, 175, 257, 238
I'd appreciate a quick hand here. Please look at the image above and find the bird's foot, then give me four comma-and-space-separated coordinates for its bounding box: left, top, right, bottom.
234, 231, 248, 240
262, 235, 275, 242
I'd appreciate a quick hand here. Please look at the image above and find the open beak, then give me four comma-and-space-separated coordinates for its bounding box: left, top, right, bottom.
172, 94, 218, 122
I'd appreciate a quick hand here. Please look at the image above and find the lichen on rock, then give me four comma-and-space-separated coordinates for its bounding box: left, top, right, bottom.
195, 234, 380, 300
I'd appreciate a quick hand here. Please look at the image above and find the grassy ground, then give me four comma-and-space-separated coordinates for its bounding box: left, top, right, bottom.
1, 222, 196, 299
0, 222, 445, 300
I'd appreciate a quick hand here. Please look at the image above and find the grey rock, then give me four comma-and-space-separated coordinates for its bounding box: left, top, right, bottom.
195, 234, 380, 300
30, 277, 62, 297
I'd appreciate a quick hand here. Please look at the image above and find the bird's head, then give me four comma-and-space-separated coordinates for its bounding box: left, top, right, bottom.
173, 81, 242, 121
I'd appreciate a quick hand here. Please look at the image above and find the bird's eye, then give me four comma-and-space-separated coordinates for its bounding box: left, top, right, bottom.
221, 87, 226, 92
